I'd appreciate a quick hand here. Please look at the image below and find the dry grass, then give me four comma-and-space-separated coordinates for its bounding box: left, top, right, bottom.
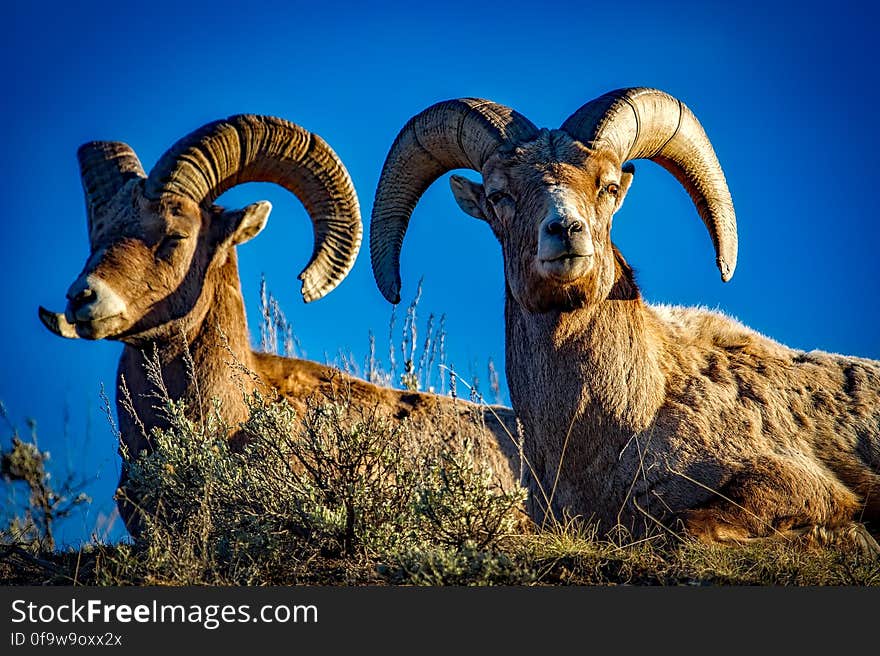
3, 385, 879, 587
3, 283, 879, 586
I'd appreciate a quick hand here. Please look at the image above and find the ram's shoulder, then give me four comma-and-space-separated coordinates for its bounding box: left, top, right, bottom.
647, 303, 789, 354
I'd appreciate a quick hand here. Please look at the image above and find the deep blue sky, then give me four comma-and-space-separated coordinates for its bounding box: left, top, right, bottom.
2, 1, 877, 546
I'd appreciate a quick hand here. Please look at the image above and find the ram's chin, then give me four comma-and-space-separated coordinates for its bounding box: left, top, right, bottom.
39, 307, 129, 340
78, 314, 132, 340
538, 255, 592, 282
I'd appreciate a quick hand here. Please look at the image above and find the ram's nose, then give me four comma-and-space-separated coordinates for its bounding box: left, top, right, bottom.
539, 212, 595, 261
545, 216, 585, 238
65, 276, 97, 323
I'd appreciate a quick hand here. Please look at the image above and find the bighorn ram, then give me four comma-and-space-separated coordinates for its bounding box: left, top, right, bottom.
39, 114, 520, 532
370, 88, 880, 552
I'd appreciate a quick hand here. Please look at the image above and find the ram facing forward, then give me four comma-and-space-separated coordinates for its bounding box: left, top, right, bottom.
39, 114, 521, 534
370, 88, 880, 554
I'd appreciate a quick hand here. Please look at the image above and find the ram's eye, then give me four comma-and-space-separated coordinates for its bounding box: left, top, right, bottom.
604, 183, 620, 197
487, 191, 511, 205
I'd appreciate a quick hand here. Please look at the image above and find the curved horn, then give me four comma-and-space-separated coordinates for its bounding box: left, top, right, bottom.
561, 88, 737, 282
78, 142, 145, 242
38, 306, 79, 339
144, 115, 361, 303
370, 99, 538, 304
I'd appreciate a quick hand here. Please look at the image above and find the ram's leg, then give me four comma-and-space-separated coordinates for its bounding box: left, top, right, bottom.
679, 458, 878, 556
793, 522, 880, 557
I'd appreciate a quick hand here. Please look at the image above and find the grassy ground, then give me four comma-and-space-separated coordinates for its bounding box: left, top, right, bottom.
4, 521, 879, 586
3, 389, 879, 587
4, 286, 879, 586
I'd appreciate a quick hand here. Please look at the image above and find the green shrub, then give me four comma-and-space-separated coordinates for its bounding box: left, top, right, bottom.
99, 383, 526, 585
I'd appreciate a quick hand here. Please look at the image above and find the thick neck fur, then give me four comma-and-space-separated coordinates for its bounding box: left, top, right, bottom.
505, 250, 668, 519
116, 253, 255, 458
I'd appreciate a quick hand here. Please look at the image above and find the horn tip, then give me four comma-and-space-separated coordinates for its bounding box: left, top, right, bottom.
717, 258, 735, 282
39, 306, 79, 339
372, 269, 401, 304
297, 273, 319, 304
38, 305, 53, 326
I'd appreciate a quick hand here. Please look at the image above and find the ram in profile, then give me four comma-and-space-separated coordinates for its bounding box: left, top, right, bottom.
370, 88, 880, 553
39, 114, 520, 532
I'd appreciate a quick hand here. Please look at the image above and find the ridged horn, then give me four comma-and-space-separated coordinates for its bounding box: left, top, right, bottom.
78, 142, 145, 243
562, 87, 737, 281
370, 99, 538, 304
144, 115, 361, 303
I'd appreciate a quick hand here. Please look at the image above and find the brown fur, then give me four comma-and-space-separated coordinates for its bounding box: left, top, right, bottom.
452, 130, 880, 553
49, 181, 521, 535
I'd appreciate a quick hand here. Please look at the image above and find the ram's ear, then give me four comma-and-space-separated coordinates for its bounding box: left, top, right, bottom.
220, 201, 272, 246
449, 175, 488, 221
615, 163, 635, 212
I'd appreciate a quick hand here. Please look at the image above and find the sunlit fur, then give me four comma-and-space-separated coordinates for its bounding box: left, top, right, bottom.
452, 129, 880, 553
47, 178, 521, 534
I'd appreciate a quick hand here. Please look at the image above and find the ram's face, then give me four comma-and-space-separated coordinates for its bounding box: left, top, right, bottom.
450, 130, 633, 313
40, 180, 269, 343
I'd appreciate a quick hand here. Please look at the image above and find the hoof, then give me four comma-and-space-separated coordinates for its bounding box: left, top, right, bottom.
800, 523, 880, 558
